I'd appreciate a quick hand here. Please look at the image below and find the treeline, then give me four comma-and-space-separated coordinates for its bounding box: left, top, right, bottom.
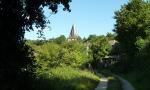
27, 38, 88, 71
26, 33, 116, 72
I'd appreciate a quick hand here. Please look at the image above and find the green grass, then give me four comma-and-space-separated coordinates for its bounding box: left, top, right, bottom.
33, 67, 100, 90
107, 76, 122, 90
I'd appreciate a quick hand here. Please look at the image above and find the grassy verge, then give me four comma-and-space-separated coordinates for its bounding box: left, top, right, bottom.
33, 67, 100, 90
107, 76, 122, 90
121, 71, 150, 90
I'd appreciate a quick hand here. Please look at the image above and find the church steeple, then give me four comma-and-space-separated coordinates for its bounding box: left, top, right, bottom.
68, 24, 78, 41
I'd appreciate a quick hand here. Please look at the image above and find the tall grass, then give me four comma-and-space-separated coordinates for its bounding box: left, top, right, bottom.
33, 67, 100, 90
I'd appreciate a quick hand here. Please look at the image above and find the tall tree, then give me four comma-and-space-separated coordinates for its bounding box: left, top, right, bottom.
114, 0, 150, 57
113, 0, 150, 72
0, 0, 71, 89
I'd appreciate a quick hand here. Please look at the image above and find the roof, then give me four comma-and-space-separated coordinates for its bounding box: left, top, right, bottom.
69, 24, 78, 39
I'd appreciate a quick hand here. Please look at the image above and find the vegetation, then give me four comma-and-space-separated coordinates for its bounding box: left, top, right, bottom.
26, 33, 118, 89
0, 0, 71, 89
111, 0, 150, 90
90, 36, 112, 68
27, 37, 101, 90
27, 34, 117, 73
1, 0, 150, 89
33, 67, 100, 90
114, 0, 150, 67
26, 32, 119, 90
27, 40, 89, 69
120, 71, 150, 90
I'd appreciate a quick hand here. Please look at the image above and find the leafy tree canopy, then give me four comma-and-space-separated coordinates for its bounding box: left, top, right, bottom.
53, 35, 66, 44
114, 0, 150, 57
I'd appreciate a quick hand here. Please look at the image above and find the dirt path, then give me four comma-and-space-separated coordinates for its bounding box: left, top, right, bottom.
95, 77, 108, 90
116, 75, 135, 90
94, 73, 135, 90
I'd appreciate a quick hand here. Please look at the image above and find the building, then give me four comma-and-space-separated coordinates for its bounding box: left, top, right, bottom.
68, 24, 78, 41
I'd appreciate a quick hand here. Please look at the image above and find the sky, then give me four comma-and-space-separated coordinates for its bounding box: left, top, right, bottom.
25, 0, 129, 40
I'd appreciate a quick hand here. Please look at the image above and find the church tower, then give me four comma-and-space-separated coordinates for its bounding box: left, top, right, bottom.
68, 24, 78, 41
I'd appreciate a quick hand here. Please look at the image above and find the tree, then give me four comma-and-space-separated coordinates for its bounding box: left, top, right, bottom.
87, 34, 97, 42
0, 0, 71, 89
54, 35, 66, 44
30, 40, 89, 71
90, 36, 112, 68
61, 41, 88, 67
114, 0, 150, 72
35, 42, 61, 73
114, 0, 150, 57
106, 33, 116, 40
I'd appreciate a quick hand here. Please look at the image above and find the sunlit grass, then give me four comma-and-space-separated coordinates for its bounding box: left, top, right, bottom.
34, 67, 100, 90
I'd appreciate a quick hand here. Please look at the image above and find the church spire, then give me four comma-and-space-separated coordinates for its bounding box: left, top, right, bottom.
68, 24, 78, 41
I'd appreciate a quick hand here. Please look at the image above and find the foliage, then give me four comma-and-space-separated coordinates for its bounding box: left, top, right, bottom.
27, 37, 100, 90
111, 1, 150, 90
87, 34, 98, 43
112, 0, 150, 73
27, 39, 89, 74
53, 35, 66, 44
106, 33, 116, 40
114, 0, 150, 57
61, 41, 89, 67
35, 42, 61, 72
91, 38, 112, 60
33, 67, 100, 90
0, 0, 71, 89
89, 36, 112, 68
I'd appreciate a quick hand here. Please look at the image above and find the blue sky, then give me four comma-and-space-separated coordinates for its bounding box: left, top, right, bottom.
25, 0, 129, 40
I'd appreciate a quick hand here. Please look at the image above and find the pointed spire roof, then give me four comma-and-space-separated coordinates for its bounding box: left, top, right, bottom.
69, 24, 78, 38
